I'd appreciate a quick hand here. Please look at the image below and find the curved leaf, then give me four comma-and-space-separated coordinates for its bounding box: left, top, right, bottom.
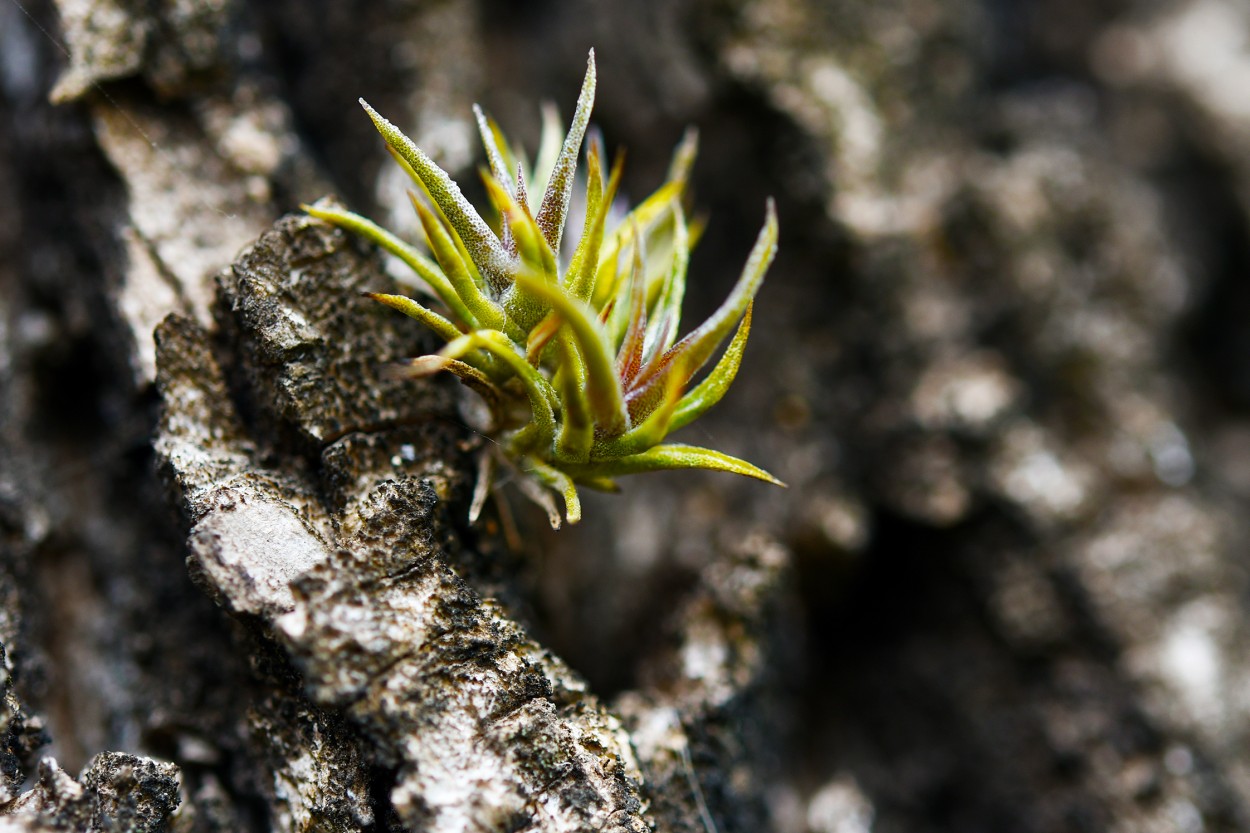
442, 330, 557, 452
567, 443, 784, 486
668, 302, 753, 433
524, 457, 582, 525
304, 203, 474, 326
366, 293, 463, 344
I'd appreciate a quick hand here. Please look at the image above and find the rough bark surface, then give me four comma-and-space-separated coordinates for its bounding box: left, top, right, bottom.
155, 211, 649, 833
4, 0, 1250, 831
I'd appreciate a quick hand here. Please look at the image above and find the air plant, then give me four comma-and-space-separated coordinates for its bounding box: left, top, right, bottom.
305, 49, 781, 528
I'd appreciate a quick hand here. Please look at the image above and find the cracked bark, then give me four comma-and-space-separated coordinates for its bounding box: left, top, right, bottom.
6, 0, 1250, 831
154, 212, 650, 833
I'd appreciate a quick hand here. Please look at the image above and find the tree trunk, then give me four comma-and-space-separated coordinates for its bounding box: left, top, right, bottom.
4, 0, 1250, 831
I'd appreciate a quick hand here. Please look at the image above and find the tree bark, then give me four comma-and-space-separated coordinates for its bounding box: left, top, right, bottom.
4, 0, 1250, 831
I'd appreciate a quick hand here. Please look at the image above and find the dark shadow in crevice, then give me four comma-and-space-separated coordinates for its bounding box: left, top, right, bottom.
791, 502, 1248, 832
1168, 143, 1250, 416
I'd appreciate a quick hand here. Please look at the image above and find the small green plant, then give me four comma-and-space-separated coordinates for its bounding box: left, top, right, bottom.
306, 50, 781, 527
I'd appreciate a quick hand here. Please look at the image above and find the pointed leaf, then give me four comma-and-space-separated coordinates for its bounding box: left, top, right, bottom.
484, 175, 556, 282
473, 104, 512, 190
563, 137, 605, 296
485, 175, 558, 333
613, 228, 649, 384
486, 114, 522, 185
592, 180, 683, 309
567, 443, 784, 486
389, 145, 487, 292
366, 293, 464, 344
644, 200, 689, 359
628, 200, 777, 416
566, 147, 623, 305
536, 49, 596, 254
361, 99, 515, 292
514, 163, 530, 216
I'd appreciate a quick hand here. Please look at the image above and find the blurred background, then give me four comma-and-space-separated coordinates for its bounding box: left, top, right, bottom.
4, 0, 1250, 830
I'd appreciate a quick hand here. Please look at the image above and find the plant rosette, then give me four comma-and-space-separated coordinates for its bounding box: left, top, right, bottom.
305, 49, 781, 528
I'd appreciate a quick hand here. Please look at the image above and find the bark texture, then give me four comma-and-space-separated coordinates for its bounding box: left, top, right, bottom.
3, 0, 1250, 831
